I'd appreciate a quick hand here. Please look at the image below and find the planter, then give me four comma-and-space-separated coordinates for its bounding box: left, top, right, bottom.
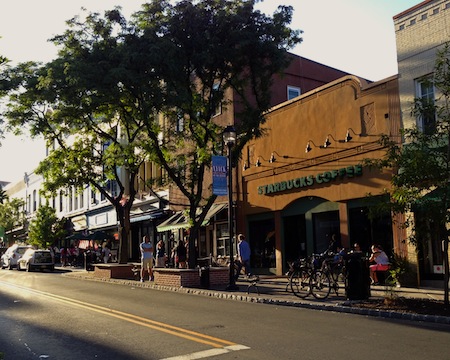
93, 263, 230, 288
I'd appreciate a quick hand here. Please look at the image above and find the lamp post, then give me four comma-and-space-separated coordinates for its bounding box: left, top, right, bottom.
223, 125, 239, 290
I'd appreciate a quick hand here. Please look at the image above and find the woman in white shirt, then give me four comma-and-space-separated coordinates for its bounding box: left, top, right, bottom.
369, 245, 390, 285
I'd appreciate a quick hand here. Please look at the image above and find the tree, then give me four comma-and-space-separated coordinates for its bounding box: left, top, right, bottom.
365, 42, 450, 305
1, 0, 301, 267
0, 185, 7, 204
134, 0, 301, 267
1, 8, 163, 263
28, 205, 66, 249
0, 49, 9, 141
0, 198, 26, 244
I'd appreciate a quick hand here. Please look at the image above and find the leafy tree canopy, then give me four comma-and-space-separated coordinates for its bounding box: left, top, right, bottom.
365, 42, 450, 303
28, 205, 66, 249
0, 0, 301, 266
0, 197, 25, 238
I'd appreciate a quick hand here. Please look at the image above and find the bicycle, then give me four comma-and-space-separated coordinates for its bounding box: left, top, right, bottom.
288, 257, 314, 299
310, 252, 346, 300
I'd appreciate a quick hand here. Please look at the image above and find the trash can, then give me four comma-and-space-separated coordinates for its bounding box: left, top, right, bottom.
199, 266, 210, 289
345, 252, 370, 300
84, 251, 94, 271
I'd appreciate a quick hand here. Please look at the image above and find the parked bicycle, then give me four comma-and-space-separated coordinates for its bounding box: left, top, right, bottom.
287, 256, 315, 298
310, 251, 347, 300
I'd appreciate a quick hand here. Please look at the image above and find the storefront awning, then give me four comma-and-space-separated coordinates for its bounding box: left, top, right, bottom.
157, 212, 190, 232
130, 211, 165, 223
157, 203, 228, 232
201, 203, 227, 226
413, 187, 450, 211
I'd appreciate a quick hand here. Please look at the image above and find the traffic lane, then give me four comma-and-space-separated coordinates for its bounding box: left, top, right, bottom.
0, 285, 151, 360
55, 277, 450, 360
2, 271, 450, 360
0, 280, 248, 360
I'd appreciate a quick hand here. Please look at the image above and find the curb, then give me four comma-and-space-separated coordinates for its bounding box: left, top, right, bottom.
62, 271, 450, 325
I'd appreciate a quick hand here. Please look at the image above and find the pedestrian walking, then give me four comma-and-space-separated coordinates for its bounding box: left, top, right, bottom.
236, 234, 251, 279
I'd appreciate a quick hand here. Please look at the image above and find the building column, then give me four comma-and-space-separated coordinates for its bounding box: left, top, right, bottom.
274, 210, 283, 276
339, 202, 349, 249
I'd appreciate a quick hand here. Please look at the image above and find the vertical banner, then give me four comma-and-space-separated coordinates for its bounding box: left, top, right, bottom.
212, 155, 228, 196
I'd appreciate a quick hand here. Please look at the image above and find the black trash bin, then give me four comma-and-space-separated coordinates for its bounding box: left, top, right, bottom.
345, 252, 370, 300
84, 251, 94, 271
199, 266, 210, 289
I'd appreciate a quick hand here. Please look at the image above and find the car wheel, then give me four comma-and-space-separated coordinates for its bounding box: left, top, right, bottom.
49, 265, 55, 272
26, 263, 32, 272
16, 263, 21, 271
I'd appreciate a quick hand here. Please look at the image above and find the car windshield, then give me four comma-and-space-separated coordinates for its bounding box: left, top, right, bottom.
17, 248, 29, 255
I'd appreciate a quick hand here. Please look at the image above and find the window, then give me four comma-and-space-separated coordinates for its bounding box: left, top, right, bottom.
176, 112, 184, 133
416, 77, 436, 134
91, 190, 97, 205
287, 86, 301, 100
69, 188, 73, 212
59, 191, 64, 212
33, 190, 37, 212
212, 83, 222, 117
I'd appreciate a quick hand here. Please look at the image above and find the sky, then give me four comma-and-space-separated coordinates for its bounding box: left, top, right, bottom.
0, 0, 421, 184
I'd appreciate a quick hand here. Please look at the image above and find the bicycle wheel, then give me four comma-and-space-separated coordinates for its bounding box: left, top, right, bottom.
290, 268, 311, 298
310, 270, 331, 299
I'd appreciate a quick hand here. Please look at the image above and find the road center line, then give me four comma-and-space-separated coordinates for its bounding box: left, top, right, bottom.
0, 281, 246, 352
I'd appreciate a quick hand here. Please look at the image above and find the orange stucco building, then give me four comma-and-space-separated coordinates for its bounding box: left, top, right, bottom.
236, 75, 405, 276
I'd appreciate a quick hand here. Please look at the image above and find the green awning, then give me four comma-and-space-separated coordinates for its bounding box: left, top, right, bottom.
157, 203, 228, 232
201, 203, 227, 226
413, 187, 450, 211
157, 212, 190, 232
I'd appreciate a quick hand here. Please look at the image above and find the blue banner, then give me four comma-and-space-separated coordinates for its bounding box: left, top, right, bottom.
212, 156, 228, 196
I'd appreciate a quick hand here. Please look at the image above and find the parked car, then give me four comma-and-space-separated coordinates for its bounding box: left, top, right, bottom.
1, 244, 33, 270
17, 248, 55, 272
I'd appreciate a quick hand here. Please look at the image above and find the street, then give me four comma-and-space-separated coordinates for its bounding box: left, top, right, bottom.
0, 270, 449, 360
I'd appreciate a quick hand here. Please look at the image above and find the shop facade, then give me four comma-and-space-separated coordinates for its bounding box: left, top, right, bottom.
237, 75, 406, 276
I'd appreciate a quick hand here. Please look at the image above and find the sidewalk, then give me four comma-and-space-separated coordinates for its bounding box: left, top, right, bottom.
60, 267, 449, 324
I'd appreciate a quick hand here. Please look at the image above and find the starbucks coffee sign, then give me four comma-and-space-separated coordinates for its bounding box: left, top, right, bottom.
257, 164, 363, 195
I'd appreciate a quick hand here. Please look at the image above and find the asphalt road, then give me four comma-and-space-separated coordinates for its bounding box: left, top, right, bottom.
0, 269, 449, 360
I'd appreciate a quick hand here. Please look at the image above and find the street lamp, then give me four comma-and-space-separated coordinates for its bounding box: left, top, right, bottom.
223, 125, 239, 290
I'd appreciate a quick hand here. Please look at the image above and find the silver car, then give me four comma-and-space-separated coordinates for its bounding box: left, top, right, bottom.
1, 244, 32, 270
17, 248, 55, 272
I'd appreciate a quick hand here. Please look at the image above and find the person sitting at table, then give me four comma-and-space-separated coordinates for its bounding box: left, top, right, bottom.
369, 244, 390, 285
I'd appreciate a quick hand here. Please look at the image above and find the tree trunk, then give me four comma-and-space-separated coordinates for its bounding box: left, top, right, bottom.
116, 204, 131, 264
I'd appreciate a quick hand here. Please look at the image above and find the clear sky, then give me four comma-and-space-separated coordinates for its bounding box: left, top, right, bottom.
0, 0, 421, 183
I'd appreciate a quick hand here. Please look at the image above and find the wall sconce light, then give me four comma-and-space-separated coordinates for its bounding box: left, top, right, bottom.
305, 140, 320, 153
269, 151, 290, 163
323, 134, 342, 148
345, 128, 360, 142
